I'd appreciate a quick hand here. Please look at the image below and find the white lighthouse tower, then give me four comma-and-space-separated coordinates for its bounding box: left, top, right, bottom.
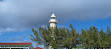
49, 13, 58, 28
47, 13, 57, 49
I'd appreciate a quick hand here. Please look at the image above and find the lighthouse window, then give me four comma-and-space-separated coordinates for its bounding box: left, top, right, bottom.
51, 17, 55, 19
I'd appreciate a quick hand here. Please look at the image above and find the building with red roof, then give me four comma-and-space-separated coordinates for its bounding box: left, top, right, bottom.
34, 47, 43, 49
0, 43, 33, 49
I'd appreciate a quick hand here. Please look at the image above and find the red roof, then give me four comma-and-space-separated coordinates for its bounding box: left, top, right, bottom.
34, 47, 43, 49
0, 43, 31, 45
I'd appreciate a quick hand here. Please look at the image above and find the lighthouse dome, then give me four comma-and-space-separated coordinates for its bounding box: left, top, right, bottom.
51, 13, 56, 18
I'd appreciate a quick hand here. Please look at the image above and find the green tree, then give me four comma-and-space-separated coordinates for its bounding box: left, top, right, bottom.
79, 28, 90, 49
31, 25, 59, 49
31, 25, 111, 49
80, 26, 111, 49
80, 26, 100, 49
107, 25, 111, 48
61, 24, 79, 49
31, 24, 80, 49
99, 29, 109, 49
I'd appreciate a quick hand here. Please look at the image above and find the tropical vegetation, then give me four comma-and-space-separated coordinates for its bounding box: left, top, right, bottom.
31, 24, 111, 49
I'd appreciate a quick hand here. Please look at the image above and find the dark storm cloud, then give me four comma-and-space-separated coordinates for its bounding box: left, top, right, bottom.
0, 0, 3, 1
0, 0, 111, 33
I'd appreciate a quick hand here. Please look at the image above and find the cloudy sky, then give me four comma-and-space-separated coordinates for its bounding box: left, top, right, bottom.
0, 0, 111, 48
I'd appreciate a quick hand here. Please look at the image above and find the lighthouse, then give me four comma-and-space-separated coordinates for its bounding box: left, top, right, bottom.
49, 13, 58, 28
47, 13, 58, 49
